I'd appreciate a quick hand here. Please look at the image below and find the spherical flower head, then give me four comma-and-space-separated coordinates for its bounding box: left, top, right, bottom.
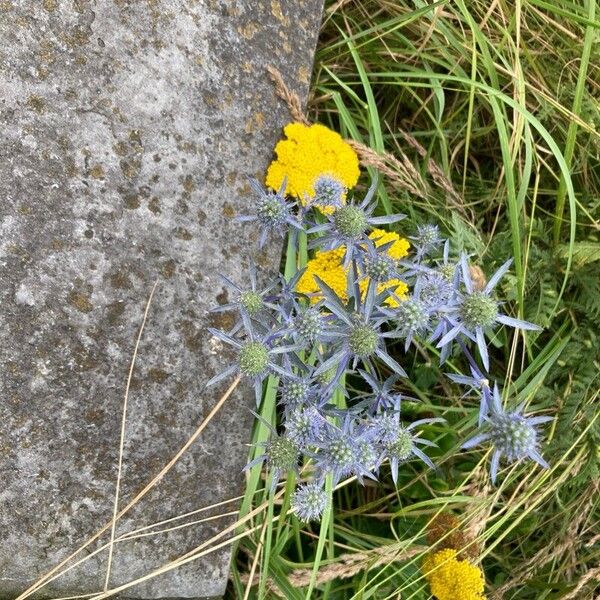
266, 436, 299, 472
421, 273, 453, 307
285, 406, 323, 447
333, 205, 367, 240
266, 123, 360, 206
373, 414, 399, 444
423, 549, 486, 600
365, 252, 395, 282
292, 482, 329, 522
357, 439, 378, 472
489, 412, 537, 462
325, 435, 358, 474
293, 307, 322, 345
239, 341, 269, 377
313, 174, 345, 208
348, 322, 378, 357
460, 292, 498, 329
256, 190, 289, 227
280, 378, 311, 406
417, 224, 442, 247
438, 263, 456, 282
387, 428, 414, 462
396, 299, 429, 331
239, 290, 263, 316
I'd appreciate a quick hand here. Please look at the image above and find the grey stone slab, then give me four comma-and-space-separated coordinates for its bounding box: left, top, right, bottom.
0, 1, 323, 597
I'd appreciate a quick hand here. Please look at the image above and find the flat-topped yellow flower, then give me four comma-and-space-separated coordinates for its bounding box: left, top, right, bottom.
296, 229, 410, 305
423, 549, 486, 600
266, 123, 360, 209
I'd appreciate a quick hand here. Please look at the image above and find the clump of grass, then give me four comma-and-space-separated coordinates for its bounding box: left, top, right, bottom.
229, 1, 599, 599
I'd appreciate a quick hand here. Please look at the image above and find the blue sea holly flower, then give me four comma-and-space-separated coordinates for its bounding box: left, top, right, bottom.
313, 277, 407, 388
291, 482, 329, 522
411, 223, 444, 261
307, 177, 405, 268
245, 415, 300, 491
419, 271, 455, 309
313, 416, 377, 485
237, 177, 302, 248
462, 385, 553, 484
284, 405, 326, 448
362, 238, 404, 284
382, 412, 444, 484
206, 315, 297, 404
278, 375, 321, 410
436, 255, 542, 371
387, 279, 434, 351
284, 304, 336, 349
210, 260, 278, 330
311, 174, 346, 209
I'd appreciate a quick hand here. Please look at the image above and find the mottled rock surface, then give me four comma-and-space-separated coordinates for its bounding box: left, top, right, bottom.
0, 1, 322, 597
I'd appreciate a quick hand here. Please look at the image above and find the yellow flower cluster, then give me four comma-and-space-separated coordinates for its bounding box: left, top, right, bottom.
296, 229, 410, 305
265, 123, 360, 207
423, 549, 486, 600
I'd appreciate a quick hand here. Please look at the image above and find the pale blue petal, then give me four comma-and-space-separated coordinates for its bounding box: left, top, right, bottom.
205, 364, 237, 387
460, 254, 473, 294
496, 314, 542, 331
375, 348, 408, 378
490, 450, 501, 484
461, 432, 490, 449
528, 448, 550, 469
485, 258, 512, 293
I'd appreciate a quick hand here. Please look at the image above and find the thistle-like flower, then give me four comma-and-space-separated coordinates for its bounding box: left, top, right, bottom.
461, 384, 552, 483
311, 174, 346, 209
313, 277, 407, 388
436, 255, 542, 371
363, 238, 403, 283
307, 178, 405, 267
245, 427, 299, 492
382, 406, 444, 484
279, 375, 319, 409
313, 417, 377, 485
210, 260, 277, 331
284, 405, 326, 448
411, 223, 444, 260
237, 178, 302, 247
206, 315, 297, 404
291, 482, 329, 522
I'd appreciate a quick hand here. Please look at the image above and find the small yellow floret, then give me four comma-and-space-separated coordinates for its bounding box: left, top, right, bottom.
296, 229, 410, 304
265, 123, 360, 209
423, 549, 486, 600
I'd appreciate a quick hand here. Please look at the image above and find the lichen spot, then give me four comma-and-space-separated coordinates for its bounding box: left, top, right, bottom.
68, 291, 93, 313
27, 95, 45, 113
89, 165, 105, 179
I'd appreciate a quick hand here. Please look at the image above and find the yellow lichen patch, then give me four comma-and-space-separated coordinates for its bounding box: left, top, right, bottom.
27, 95, 45, 113
265, 123, 360, 209
296, 229, 410, 305
89, 165, 105, 179
423, 549, 486, 600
